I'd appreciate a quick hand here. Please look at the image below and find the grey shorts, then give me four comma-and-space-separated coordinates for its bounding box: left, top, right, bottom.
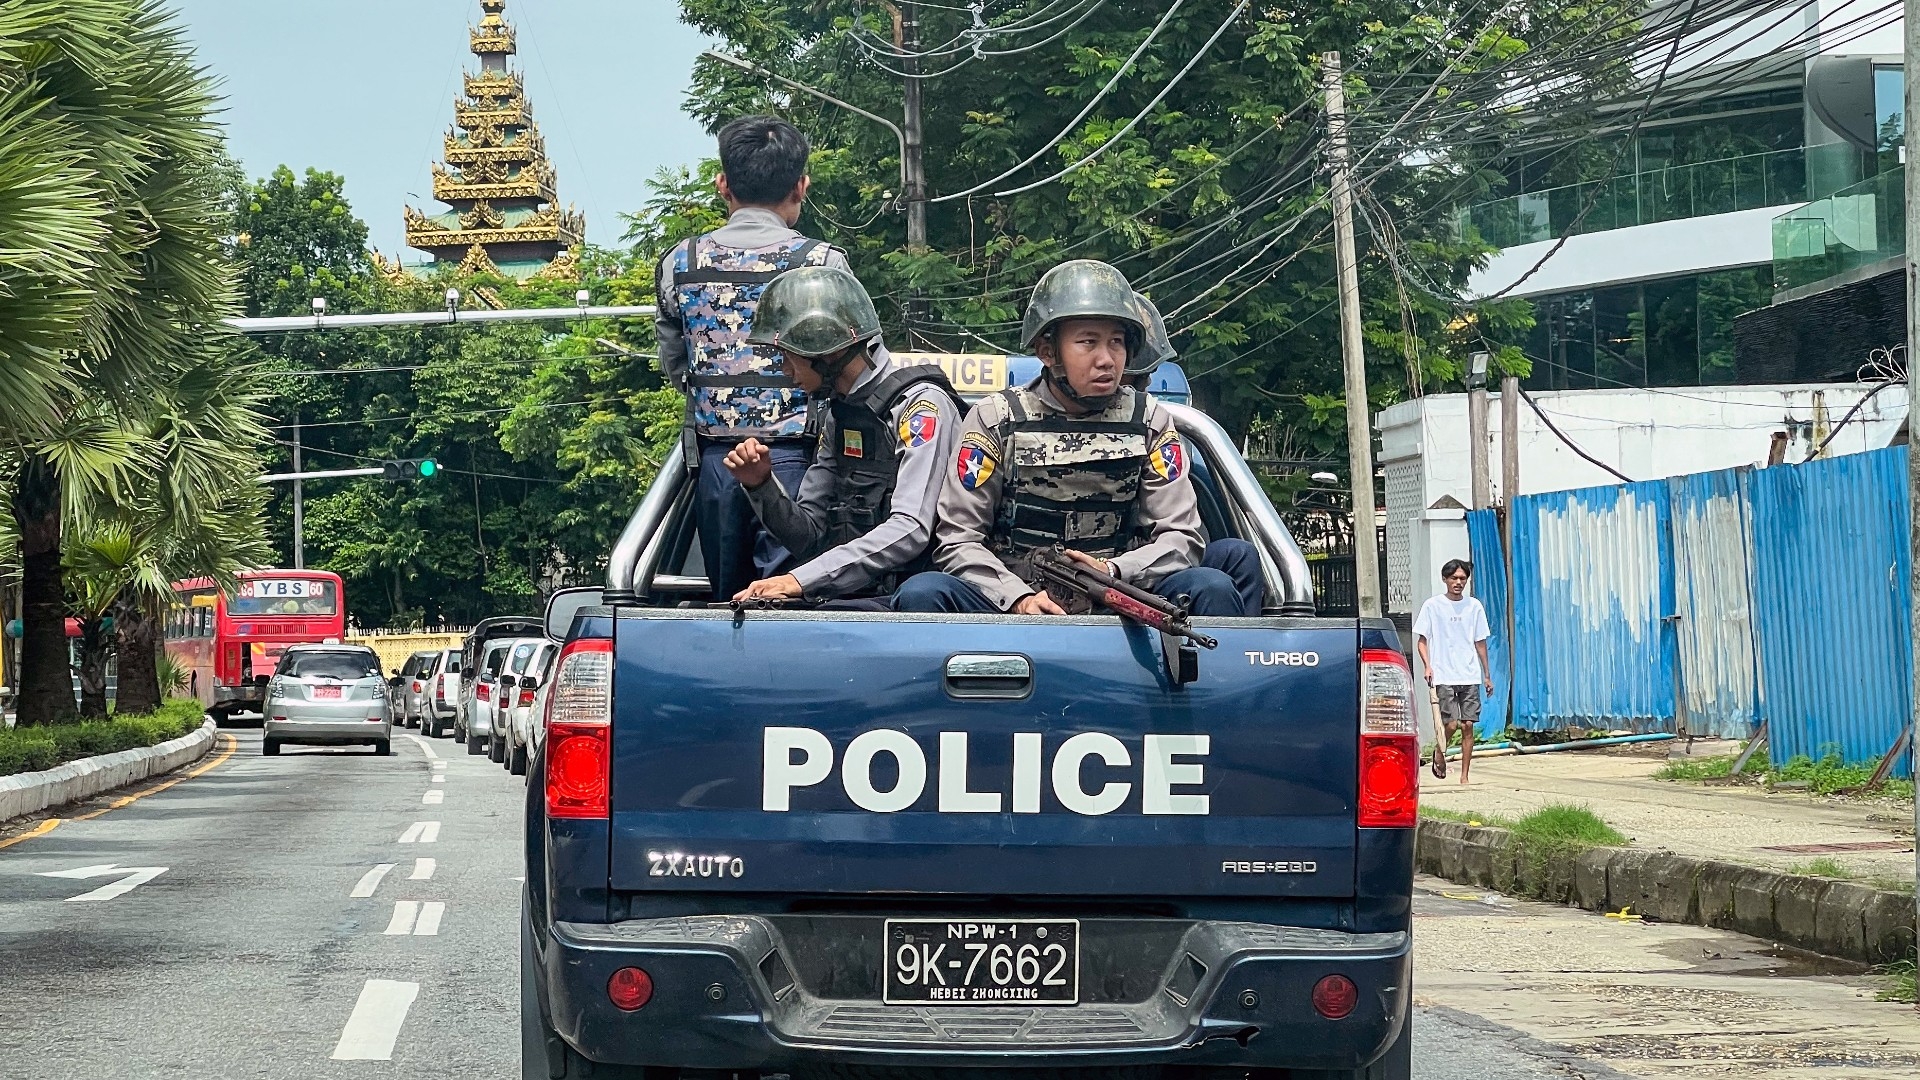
1436, 683, 1482, 724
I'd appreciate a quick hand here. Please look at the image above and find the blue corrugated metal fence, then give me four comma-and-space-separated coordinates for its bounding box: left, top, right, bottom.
1461, 445, 1910, 776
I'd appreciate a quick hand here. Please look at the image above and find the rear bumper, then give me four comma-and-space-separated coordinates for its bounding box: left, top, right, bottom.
535, 915, 1409, 1071
265, 717, 392, 743
213, 685, 263, 707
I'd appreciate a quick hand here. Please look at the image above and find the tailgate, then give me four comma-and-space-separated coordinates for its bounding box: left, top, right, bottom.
608, 610, 1361, 898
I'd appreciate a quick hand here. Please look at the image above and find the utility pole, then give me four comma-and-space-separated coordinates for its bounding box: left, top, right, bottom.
1903, 0, 1918, 990
895, 0, 930, 345
291, 413, 304, 571
1500, 373, 1520, 729
1467, 351, 1493, 510
1323, 51, 1381, 619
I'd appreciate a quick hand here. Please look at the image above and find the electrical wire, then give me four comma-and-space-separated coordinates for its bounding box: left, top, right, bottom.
1518, 386, 1633, 482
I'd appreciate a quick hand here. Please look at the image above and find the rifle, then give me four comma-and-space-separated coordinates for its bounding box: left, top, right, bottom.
1027, 544, 1219, 651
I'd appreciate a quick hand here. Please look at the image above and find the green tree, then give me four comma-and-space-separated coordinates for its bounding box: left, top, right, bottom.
0, 0, 241, 725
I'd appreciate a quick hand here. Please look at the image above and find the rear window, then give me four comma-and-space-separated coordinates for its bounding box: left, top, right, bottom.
509, 641, 539, 674
230, 578, 338, 616
485, 644, 511, 674
280, 651, 379, 680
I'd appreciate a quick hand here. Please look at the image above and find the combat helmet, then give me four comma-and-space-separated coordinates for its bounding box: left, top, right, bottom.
747, 265, 882, 360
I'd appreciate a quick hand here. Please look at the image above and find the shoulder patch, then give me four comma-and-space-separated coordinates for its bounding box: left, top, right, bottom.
956, 433, 999, 490
898, 398, 941, 448
1148, 429, 1187, 481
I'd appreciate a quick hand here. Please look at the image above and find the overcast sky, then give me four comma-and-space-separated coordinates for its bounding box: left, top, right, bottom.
172, 0, 716, 258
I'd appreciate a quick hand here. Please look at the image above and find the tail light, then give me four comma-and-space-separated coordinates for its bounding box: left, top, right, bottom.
518, 688, 535, 708
1358, 648, 1418, 828
435, 681, 446, 704
224, 642, 243, 678
476, 682, 491, 702
411, 680, 422, 693
545, 638, 612, 820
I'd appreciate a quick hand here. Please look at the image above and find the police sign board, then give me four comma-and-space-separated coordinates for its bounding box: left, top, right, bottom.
895, 352, 1008, 396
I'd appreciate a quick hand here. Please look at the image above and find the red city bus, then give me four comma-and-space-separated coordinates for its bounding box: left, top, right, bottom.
167, 569, 348, 722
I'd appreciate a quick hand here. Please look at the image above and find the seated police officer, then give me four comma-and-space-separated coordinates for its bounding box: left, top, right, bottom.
1129, 291, 1266, 616
723, 266, 964, 604
894, 260, 1251, 617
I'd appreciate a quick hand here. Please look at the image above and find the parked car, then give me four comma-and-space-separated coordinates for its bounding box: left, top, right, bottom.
263, 644, 393, 757
393, 650, 439, 728
455, 617, 541, 756
418, 647, 462, 738
500, 640, 556, 776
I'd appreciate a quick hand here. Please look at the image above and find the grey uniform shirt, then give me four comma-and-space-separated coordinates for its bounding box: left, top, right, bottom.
932, 381, 1206, 611
654, 207, 851, 392
744, 347, 961, 599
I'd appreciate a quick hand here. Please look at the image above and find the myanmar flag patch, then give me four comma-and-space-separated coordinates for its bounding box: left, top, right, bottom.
1148, 430, 1186, 480
898, 399, 940, 447
842, 429, 865, 458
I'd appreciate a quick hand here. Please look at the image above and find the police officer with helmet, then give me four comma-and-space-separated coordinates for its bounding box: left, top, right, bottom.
894, 260, 1251, 616
724, 266, 964, 605
1128, 291, 1266, 617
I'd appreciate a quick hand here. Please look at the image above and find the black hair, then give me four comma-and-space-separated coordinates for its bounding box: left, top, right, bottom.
1441, 559, 1473, 580
717, 116, 810, 205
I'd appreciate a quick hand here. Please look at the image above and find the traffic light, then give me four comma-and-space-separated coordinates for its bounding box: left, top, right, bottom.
382, 458, 440, 481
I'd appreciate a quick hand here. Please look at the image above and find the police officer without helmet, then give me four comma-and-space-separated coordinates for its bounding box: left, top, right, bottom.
894, 260, 1252, 617
723, 266, 964, 605
1129, 291, 1266, 617
655, 116, 850, 601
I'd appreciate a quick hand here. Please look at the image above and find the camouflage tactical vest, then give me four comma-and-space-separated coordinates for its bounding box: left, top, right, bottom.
672, 234, 833, 439
818, 364, 965, 592
988, 385, 1153, 583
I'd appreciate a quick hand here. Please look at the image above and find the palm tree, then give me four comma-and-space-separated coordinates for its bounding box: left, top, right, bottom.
0, 0, 239, 725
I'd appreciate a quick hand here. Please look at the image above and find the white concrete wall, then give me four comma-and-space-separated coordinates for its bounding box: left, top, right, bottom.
1466, 204, 1794, 299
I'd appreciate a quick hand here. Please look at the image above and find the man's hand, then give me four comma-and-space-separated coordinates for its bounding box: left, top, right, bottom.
1424, 669, 1434, 686
732, 574, 803, 603
1483, 676, 1495, 695
1060, 548, 1118, 579
723, 437, 774, 489
1012, 591, 1067, 616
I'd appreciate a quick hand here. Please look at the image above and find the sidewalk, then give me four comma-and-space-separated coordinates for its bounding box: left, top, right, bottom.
1420, 744, 1917, 886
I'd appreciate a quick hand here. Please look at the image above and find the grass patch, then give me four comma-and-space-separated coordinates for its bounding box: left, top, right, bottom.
1653, 755, 1739, 781
1508, 803, 1629, 847
1878, 960, 1917, 1004
0, 698, 206, 778
1419, 807, 1514, 828
1787, 857, 1856, 880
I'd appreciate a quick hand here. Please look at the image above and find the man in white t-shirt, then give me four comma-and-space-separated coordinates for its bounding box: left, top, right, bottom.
1413, 559, 1494, 777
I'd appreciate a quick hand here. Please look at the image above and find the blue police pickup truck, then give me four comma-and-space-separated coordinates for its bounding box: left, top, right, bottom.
521, 368, 1419, 1080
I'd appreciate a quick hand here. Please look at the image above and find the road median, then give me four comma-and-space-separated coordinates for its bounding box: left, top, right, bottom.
0, 709, 217, 824
1416, 817, 1917, 965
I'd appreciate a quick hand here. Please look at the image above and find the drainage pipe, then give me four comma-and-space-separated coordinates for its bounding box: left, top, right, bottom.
1444, 732, 1675, 759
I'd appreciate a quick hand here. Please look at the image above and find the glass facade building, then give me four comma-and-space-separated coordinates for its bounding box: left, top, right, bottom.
1519, 267, 1775, 390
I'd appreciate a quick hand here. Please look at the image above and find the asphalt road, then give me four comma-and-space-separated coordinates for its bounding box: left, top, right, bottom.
0, 724, 1848, 1080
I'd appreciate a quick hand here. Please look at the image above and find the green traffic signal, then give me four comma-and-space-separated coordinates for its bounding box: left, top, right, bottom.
417, 458, 438, 478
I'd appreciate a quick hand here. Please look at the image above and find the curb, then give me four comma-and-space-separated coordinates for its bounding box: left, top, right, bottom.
1416, 818, 1917, 965
0, 717, 218, 824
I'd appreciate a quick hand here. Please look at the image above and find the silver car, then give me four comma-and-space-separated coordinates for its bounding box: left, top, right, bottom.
396, 650, 439, 728
417, 647, 462, 738
501, 640, 556, 775
263, 644, 394, 756
457, 638, 516, 756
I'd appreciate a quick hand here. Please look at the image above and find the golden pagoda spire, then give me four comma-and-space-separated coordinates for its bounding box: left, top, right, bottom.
403, 0, 584, 279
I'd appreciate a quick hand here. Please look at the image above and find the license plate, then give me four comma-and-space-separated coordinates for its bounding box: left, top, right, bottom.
883, 919, 1079, 1005
313, 686, 342, 699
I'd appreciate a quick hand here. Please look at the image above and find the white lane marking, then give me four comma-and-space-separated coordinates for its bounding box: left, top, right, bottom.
414, 901, 445, 936
431, 775, 445, 784
397, 821, 440, 843
385, 901, 420, 935
431, 760, 446, 771
410, 858, 435, 881
404, 734, 439, 760
36, 863, 169, 902
422, 789, 444, 805
331, 979, 419, 1060
351, 864, 397, 898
